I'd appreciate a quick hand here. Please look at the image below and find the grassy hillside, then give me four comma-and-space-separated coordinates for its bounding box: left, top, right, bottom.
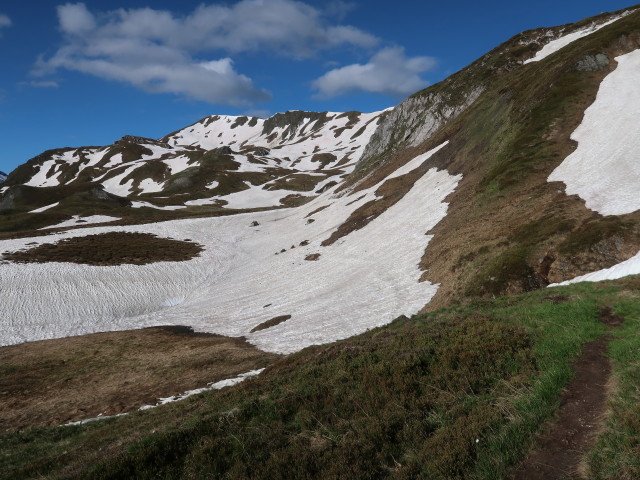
2, 277, 638, 479
339, 7, 640, 309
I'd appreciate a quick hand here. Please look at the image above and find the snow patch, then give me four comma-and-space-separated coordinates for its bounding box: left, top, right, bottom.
138, 178, 165, 194
103, 153, 123, 168
29, 202, 60, 213
101, 164, 141, 197
131, 201, 186, 210
524, 11, 632, 64
62, 369, 263, 427
139, 369, 264, 410
163, 155, 193, 175
548, 49, 640, 215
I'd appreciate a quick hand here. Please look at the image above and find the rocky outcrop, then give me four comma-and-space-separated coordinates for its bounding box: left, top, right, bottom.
576, 53, 610, 71
116, 135, 171, 148
359, 87, 483, 168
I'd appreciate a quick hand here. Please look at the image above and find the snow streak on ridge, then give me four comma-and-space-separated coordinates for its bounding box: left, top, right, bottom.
524, 10, 633, 64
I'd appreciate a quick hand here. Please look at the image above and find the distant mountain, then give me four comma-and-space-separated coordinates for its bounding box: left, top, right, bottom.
1, 110, 385, 217
0, 171, 6, 183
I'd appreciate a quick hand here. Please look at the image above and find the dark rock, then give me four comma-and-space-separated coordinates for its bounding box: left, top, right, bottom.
576, 53, 610, 71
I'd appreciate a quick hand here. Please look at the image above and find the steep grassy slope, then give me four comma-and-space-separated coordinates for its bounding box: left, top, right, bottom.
340, 6, 640, 308
2, 277, 638, 479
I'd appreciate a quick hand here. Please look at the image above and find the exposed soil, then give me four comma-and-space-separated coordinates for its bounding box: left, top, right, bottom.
250, 315, 292, 333
511, 336, 613, 480
0, 327, 280, 431
2, 231, 203, 265
597, 305, 625, 327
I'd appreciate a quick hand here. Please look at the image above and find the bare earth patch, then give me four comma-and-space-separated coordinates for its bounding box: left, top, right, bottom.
250, 315, 292, 333
2, 231, 203, 265
0, 326, 280, 431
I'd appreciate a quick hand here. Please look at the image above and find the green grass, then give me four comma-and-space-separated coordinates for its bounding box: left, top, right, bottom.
3, 279, 638, 479
585, 278, 640, 479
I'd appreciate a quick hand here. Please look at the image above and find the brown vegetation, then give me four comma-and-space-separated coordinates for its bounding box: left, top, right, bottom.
3, 232, 203, 265
0, 326, 280, 431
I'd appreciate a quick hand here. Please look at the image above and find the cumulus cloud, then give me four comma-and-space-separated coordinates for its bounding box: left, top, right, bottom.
0, 14, 11, 37
312, 47, 436, 98
58, 3, 94, 33
35, 1, 380, 105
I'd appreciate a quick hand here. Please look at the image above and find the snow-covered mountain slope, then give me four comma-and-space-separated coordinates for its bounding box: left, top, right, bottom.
0, 171, 6, 183
0, 143, 459, 353
2, 110, 385, 218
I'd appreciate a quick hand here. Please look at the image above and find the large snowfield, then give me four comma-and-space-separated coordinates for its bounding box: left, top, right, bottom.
0, 143, 460, 353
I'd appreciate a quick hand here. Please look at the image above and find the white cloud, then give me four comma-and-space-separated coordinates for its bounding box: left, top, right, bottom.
312, 47, 436, 98
0, 14, 11, 37
35, 1, 380, 105
58, 3, 95, 34
20, 80, 60, 88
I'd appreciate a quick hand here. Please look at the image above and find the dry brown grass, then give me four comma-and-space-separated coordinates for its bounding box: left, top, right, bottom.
0, 327, 280, 431
3, 232, 203, 266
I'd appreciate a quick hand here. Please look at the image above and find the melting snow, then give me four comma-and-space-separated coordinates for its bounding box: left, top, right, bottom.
0, 142, 459, 354
131, 201, 186, 210
62, 369, 263, 426
29, 202, 60, 213
524, 11, 632, 64
139, 369, 264, 409
548, 49, 640, 215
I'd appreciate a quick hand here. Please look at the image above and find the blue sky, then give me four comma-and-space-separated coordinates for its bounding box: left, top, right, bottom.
0, 0, 635, 174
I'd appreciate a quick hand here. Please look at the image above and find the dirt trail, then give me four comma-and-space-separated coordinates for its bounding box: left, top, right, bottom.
512, 307, 623, 480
